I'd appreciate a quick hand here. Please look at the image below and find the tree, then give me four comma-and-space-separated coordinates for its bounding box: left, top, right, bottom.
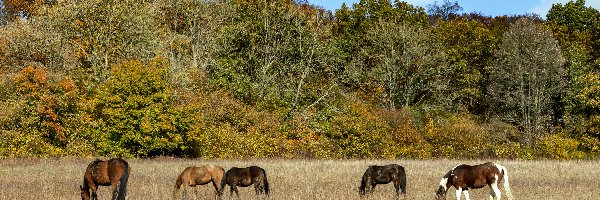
546, 0, 600, 138
489, 18, 565, 145
156, 0, 231, 90
353, 20, 445, 109
2, 0, 51, 22
40, 0, 160, 84
214, 0, 339, 113
433, 18, 496, 114
92, 58, 192, 157
426, 0, 462, 22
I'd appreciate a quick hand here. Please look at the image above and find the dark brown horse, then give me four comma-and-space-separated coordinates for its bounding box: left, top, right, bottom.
359, 164, 407, 199
80, 158, 130, 200
436, 162, 513, 200
218, 166, 269, 198
172, 165, 225, 200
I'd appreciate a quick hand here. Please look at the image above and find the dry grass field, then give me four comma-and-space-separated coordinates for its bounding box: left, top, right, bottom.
0, 158, 598, 200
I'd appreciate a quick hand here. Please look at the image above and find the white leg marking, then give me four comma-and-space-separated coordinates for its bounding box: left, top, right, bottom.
455, 187, 462, 200
463, 190, 470, 200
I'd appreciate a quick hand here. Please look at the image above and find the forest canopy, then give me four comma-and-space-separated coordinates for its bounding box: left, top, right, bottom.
0, 0, 599, 159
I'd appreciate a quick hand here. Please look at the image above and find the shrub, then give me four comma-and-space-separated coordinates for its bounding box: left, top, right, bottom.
538, 133, 586, 159
91, 58, 192, 157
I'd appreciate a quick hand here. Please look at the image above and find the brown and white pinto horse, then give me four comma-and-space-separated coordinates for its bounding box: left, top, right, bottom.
435, 162, 513, 200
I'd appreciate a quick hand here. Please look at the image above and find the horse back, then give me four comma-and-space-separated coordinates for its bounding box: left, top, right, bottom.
248, 166, 266, 180
452, 163, 502, 189
224, 166, 265, 187
85, 159, 111, 186
206, 165, 225, 181
365, 164, 404, 184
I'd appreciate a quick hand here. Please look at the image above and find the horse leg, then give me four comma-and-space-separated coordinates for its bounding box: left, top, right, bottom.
111, 183, 119, 200
490, 182, 501, 200
181, 185, 189, 200
462, 189, 470, 200
90, 185, 99, 200
393, 181, 402, 200
455, 187, 462, 200
91, 191, 98, 200
370, 183, 376, 194
192, 186, 199, 200
212, 181, 222, 200
254, 183, 261, 196
232, 185, 240, 198
489, 186, 496, 200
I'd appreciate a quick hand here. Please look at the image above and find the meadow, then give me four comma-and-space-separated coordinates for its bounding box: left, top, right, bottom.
0, 158, 598, 200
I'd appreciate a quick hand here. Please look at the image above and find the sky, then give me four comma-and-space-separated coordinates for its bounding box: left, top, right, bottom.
306, 0, 600, 18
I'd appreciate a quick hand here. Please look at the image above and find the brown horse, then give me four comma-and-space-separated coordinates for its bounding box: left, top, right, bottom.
359, 164, 407, 199
218, 166, 269, 198
436, 162, 513, 200
172, 165, 225, 200
80, 158, 130, 200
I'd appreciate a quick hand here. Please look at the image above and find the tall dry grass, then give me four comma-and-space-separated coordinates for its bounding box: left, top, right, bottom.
0, 158, 598, 199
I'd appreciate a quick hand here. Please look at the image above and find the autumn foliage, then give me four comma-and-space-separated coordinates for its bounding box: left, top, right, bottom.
0, 0, 599, 159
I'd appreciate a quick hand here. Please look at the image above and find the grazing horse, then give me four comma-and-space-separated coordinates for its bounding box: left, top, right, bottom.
359, 164, 407, 199
218, 166, 269, 198
80, 158, 130, 200
172, 165, 225, 200
435, 162, 514, 200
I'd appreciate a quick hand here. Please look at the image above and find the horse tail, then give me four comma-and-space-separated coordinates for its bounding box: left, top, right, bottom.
400, 168, 407, 194
262, 168, 270, 195
499, 164, 514, 200
116, 161, 129, 200
218, 175, 227, 196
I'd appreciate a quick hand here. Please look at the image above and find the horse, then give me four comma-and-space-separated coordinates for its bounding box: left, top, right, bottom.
80, 158, 130, 200
359, 164, 407, 199
172, 165, 225, 200
218, 166, 269, 198
435, 162, 514, 200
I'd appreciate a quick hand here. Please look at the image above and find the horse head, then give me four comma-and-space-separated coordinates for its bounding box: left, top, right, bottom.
435, 185, 447, 200
435, 170, 452, 200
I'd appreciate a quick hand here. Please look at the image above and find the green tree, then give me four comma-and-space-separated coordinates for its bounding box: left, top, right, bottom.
489, 18, 565, 145
546, 0, 600, 138
214, 0, 339, 113
92, 58, 192, 157
433, 18, 496, 114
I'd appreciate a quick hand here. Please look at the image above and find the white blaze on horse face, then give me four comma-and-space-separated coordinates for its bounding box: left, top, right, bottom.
439, 177, 449, 190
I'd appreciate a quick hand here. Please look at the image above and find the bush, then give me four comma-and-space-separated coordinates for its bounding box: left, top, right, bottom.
90, 58, 193, 157
538, 133, 586, 159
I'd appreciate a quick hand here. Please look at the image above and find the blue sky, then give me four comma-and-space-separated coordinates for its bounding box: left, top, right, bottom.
307, 0, 600, 17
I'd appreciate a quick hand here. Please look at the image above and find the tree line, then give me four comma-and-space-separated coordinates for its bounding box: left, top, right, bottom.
0, 0, 598, 159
